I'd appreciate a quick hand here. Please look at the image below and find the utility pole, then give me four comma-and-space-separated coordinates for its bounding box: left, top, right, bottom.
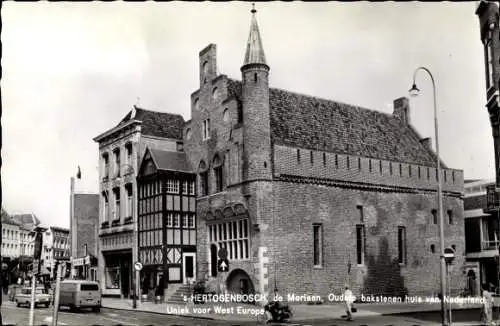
52, 263, 62, 326
29, 227, 46, 326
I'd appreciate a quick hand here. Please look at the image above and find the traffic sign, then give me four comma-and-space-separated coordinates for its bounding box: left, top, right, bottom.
218, 259, 229, 272
134, 261, 143, 272
218, 248, 227, 259
444, 247, 455, 264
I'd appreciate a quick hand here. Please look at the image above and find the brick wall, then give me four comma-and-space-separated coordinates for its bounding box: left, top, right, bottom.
261, 181, 465, 299
274, 145, 463, 194
74, 194, 99, 258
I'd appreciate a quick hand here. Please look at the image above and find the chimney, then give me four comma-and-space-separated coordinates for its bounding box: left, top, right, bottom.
420, 137, 432, 150
393, 97, 410, 124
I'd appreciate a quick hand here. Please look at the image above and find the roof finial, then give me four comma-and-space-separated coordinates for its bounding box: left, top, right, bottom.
251, 3, 256, 14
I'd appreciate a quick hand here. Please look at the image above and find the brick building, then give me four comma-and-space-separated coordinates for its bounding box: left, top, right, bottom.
69, 177, 99, 281
93, 106, 185, 297
464, 179, 496, 296
135, 8, 466, 300
476, 0, 500, 293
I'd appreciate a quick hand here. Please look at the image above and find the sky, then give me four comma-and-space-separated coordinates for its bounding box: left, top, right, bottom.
2, 2, 493, 229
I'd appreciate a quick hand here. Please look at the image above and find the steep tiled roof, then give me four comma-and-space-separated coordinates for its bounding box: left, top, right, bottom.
225, 79, 439, 167
119, 107, 185, 140
149, 149, 193, 173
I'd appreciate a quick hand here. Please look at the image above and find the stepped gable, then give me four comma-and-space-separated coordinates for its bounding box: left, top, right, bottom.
119, 107, 185, 140
226, 78, 439, 167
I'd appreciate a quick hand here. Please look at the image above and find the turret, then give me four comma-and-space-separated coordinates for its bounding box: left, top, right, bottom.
240, 5, 272, 182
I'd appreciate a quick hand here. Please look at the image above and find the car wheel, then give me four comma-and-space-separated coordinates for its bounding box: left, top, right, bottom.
16, 300, 20, 307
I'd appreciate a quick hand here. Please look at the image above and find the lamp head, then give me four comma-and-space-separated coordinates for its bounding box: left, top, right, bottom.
409, 83, 420, 97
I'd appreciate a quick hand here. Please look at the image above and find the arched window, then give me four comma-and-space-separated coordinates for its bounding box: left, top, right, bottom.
213, 154, 224, 193
199, 161, 208, 196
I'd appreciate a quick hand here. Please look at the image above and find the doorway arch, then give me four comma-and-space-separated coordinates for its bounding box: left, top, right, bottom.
226, 268, 254, 296
467, 269, 477, 296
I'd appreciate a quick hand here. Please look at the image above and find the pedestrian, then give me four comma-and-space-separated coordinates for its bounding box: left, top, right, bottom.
481, 283, 494, 325
343, 284, 355, 321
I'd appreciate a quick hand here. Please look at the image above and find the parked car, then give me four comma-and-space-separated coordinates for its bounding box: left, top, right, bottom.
58, 280, 101, 312
15, 287, 52, 308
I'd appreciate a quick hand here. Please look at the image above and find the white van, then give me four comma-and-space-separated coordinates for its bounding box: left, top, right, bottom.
58, 280, 101, 312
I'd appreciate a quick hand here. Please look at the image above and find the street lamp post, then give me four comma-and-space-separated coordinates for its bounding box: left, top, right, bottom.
409, 67, 448, 326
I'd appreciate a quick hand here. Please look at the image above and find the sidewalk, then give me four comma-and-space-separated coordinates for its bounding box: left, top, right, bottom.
101, 297, 484, 324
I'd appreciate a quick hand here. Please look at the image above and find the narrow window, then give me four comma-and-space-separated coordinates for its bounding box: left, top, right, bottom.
126, 184, 133, 218
430, 244, 435, 253
254, 73, 258, 83
399, 163, 402, 176
408, 165, 412, 177
113, 188, 120, 221
313, 224, 323, 267
103, 153, 109, 179
202, 119, 211, 140
427, 167, 430, 180
310, 151, 314, 165
418, 166, 421, 179
431, 209, 438, 225
447, 210, 453, 225
200, 172, 208, 196
347, 156, 350, 170
323, 152, 326, 166
125, 143, 133, 169
215, 166, 223, 193
297, 149, 300, 163
335, 154, 338, 168
357, 205, 364, 223
389, 162, 393, 175
379, 160, 383, 174
452, 171, 455, 183
444, 170, 447, 182
103, 192, 109, 222
356, 224, 365, 265
398, 226, 407, 265
114, 149, 121, 177
369, 159, 372, 172
358, 157, 361, 170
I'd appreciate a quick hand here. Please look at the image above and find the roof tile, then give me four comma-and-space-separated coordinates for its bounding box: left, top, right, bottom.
227, 79, 439, 167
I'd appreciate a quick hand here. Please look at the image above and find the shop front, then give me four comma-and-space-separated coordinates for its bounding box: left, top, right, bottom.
102, 250, 132, 298
72, 255, 98, 281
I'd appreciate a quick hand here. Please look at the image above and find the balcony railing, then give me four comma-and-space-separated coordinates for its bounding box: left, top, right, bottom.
482, 240, 500, 251
487, 184, 500, 211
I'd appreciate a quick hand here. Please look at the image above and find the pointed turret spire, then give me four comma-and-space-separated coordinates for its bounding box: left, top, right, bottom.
242, 4, 267, 67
